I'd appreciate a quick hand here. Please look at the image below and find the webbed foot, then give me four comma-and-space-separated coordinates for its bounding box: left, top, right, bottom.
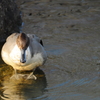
10, 70, 37, 80
10, 73, 28, 80
26, 72, 37, 80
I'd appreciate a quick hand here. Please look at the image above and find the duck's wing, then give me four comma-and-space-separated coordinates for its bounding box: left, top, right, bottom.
2, 33, 19, 53
40, 40, 44, 46
34, 36, 44, 46
27, 34, 44, 46
27, 34, 47, 64
27, 34, 44, 57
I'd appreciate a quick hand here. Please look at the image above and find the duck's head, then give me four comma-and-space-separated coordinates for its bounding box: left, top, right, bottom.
16, 33, 30, 63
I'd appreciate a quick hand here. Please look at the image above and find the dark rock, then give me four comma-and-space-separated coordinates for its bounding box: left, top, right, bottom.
0, 0, 22, 42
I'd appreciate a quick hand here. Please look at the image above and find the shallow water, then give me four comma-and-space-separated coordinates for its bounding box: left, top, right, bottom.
0, 0, 100, 100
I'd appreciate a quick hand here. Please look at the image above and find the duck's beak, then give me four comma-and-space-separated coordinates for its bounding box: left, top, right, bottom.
20, 49, 26, 63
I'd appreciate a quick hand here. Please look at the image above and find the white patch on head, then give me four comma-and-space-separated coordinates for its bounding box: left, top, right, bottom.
9, 45, 32, 65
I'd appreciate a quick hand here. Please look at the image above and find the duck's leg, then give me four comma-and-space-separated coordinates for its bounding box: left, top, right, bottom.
26, 69, 37, 80
11, 69, 37, 80
10, 69, 26, 79
10, 69, 20, 79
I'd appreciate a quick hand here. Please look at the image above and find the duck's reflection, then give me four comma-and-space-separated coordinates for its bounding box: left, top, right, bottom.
1, 67, 47, 100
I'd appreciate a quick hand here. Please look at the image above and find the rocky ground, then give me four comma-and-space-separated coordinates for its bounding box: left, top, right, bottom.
0, 0, 22, 42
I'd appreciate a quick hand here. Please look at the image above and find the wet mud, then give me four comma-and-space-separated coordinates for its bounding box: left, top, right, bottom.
0, 0, 100, 100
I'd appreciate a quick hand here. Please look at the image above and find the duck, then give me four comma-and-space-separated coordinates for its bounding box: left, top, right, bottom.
1, 33, 47, 80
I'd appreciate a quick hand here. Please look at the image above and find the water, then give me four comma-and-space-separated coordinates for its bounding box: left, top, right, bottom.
0, 0, 100, 100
